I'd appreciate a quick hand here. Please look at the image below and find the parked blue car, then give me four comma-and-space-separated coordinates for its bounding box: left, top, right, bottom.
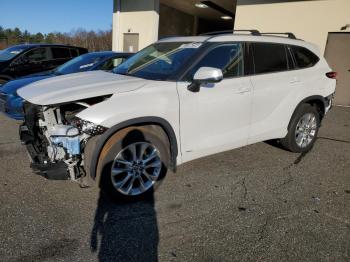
0, 51, 132, 120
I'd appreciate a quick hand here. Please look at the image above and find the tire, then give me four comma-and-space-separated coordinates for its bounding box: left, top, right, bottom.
0, 78, 8, 85
281, 104, 321, 153
96, 126, 170, 201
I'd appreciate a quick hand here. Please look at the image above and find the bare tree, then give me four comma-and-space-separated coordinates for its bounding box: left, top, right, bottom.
0, 26, 112, 51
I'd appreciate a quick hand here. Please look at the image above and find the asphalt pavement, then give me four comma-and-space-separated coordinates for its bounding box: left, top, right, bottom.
0, 107, 349, 262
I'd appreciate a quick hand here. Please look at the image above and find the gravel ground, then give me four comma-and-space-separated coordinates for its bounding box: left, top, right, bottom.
0, 107, 349, 262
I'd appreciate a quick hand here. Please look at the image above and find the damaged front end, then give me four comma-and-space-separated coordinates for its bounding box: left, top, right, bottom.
19, 98, 108, 182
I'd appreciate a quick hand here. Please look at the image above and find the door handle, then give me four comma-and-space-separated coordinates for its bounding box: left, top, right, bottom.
290, 77, 300, 84
236, 86, 251, 94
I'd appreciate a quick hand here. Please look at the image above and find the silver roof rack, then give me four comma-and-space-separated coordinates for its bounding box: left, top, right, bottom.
200, 30, 297, 39
260, 32, 297, 39
200, 30, 261, 36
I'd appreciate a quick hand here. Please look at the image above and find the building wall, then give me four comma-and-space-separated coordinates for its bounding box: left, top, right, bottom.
158, 4, 195, 38
235, 0, 350, 54
112, 0, 159, 52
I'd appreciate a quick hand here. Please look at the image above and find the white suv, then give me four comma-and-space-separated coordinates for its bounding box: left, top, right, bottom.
18, 31, 336, 200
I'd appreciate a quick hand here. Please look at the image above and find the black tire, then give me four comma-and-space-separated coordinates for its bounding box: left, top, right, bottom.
96, 126, 170, 202
281, 104, 321, 153
0, 78, 8, 85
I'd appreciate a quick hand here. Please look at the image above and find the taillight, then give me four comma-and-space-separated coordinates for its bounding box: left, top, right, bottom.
326, 72, 337, 79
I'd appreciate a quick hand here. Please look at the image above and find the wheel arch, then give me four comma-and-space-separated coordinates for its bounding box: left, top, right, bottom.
288, 95, 326, 130
84, 116, 179, 182
0, 75, 13, 82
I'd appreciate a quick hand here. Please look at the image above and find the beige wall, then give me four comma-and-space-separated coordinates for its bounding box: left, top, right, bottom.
112, 0, 159, 52
235, 0, 350, 54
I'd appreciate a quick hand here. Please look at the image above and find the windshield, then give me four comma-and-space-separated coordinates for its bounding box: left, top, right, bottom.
55, 53, 106, 75
0, 46, 30, 62
113, 42, 201, 80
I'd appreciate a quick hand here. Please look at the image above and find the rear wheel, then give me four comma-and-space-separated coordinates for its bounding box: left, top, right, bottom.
281, 104, 320, 153
97, 126, 169, 201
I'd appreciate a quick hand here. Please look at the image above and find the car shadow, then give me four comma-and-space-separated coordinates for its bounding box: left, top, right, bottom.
264, 139, 285, 150
90, 128, 160, 262
90, 191, 159, 262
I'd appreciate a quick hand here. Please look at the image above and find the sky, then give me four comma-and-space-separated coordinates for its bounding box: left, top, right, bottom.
0, 0, 113, 34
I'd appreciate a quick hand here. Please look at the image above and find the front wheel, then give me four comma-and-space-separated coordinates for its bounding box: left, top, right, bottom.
0, 78, 8, 85
97, 126, 169, 201
281, 104, 321, 153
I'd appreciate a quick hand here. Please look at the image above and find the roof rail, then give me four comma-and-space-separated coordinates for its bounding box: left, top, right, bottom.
260, 32, 297, 39
200, 30, 261, 36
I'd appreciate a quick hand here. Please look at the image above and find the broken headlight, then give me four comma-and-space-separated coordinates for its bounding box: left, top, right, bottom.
72, 118, 107, 136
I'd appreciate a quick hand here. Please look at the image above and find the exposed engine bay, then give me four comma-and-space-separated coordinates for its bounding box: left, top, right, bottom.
19, 97, 109, 182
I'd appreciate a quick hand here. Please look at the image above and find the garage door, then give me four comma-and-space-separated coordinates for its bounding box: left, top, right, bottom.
325, 33, 350, 106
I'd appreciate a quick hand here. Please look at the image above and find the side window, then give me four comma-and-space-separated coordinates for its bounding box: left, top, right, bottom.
51, 47, 71, 59
252, 43, 288, 74
70, 48, 79, 58
24, 48, 48, 62
292, 46, 319, 68
187, 43, 244, 80
78, 48, 88, 55
99, 57, 126, 71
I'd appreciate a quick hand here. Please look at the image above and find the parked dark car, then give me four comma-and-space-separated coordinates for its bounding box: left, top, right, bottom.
0, 51, 133, 120
0, 44, 88, 84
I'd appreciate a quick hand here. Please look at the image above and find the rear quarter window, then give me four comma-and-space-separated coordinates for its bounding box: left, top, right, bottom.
78, 48, 88, 55
252, 43, 288, 74
51, 47, 71, 59
291, 46, 319, 68
70, 48, 79, 57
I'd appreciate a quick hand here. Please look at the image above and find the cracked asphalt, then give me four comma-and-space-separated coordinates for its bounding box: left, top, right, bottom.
0, 107, 349, 262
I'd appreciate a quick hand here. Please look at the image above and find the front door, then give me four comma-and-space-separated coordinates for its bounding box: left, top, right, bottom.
325, 32, 350, 106
14, 47, 49, 77
177, 43, 252, 162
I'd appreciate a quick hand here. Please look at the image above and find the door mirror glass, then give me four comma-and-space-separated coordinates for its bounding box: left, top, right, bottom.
188, 67, 223, 92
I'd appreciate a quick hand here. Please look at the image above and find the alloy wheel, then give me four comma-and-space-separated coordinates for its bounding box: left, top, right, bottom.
295, 113, 317, 148
111, 142, 162, 196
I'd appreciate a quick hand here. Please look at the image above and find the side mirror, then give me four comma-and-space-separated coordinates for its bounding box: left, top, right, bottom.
187, 67, 223, 92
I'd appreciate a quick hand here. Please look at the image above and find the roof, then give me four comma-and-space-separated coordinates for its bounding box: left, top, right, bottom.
158, 33, 320, 56
82, 51, 134, 58
11, 43, 86, 49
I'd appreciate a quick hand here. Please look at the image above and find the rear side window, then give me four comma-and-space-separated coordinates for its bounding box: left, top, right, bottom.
78, 48, 88, 55
70, 48, 79, 57
187, 43, 244, 79
24, 48, 48, 62
252, 43, 288, 74
291, 46, 319, 68
51, 47, 71, 59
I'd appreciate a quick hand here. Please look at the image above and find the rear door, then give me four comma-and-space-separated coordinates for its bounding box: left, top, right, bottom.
177, 43, 253, 162
248, 42, 300, 143
15, 47, 50, 76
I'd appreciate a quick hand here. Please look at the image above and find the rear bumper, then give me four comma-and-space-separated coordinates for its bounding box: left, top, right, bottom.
325, 93, 334, 114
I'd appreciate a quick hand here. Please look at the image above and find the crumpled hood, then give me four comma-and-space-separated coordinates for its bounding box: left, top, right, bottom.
17, 71, 146, 105
0, 75, 51, 95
